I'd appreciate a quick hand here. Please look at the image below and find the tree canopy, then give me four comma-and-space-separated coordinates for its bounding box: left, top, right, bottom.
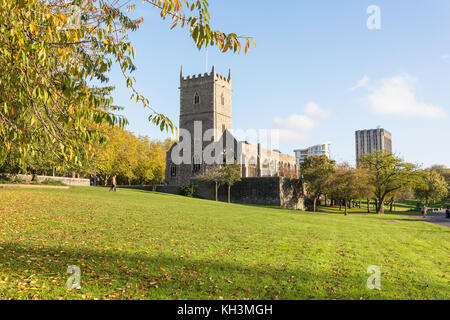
0, 0, 254, 171
94, 126, 174, 185
326, 163, 372, 215
359, 151, 419, 213
414, 169, 448, 204
218, 163, 241, 203
300, 155, 336, 212
197, 166, 222, 201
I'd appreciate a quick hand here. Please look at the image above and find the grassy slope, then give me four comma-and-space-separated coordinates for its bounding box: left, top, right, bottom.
0, 187, 448, 300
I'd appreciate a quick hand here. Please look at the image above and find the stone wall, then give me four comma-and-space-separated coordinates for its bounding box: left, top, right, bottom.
191, 177, 305, 210
1, 174, 90, 186
155, 185, 181, 195
279, 178, 305, 210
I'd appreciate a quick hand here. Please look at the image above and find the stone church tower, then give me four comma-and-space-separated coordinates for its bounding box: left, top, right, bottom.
164, 66, 298, 187
165, 66, 233, 185
179, 65, 232, 144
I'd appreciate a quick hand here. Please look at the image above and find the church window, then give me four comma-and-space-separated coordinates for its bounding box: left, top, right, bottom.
171, 166, 177, 177
194, 93, 200, 104
193, 155, 201, 172
248, 156, 257, 177
221, 93, 225, 105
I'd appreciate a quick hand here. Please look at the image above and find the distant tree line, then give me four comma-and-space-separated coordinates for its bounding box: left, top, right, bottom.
300, 151, 449, 214
0, 125, 176, 186
93, 127, 175, 186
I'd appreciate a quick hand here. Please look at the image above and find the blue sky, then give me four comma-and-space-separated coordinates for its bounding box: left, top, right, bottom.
108, 0, 450, 167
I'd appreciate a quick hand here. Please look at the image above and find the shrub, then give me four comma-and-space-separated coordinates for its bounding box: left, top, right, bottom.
0, 179, 15, 184
180, 184, 196, 197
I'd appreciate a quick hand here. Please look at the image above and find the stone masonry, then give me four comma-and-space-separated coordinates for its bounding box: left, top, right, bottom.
165, 66, 297, 187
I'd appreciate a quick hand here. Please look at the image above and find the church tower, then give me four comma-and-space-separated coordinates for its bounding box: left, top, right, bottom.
179, 65, 232, 143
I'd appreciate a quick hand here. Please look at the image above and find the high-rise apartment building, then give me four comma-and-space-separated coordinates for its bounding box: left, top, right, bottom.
294, 142, 331, 169
355, 128, 392, 164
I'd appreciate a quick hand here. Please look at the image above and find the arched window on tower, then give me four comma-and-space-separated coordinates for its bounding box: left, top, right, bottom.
221, 93, 225, 105
192, 155, 201, 173
194, 93, 200, 105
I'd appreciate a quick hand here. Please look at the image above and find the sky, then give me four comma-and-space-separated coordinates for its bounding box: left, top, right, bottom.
107, 0, 450, 168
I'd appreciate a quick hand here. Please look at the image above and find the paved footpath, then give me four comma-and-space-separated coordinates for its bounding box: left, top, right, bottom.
0, 184, 69, 189
407, 214, 450, 228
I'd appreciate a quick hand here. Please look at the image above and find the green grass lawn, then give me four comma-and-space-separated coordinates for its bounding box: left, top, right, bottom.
0, 187, 448, 300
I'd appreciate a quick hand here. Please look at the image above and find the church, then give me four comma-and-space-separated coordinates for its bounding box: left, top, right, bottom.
164, 66, 297, 187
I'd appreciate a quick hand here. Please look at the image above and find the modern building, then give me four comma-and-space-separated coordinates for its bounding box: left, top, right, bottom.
355, 128, 392, 164
294, 142, 331, 168
164, 66, 297, 186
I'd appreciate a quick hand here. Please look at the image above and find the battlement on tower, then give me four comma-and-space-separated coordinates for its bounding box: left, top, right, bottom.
180, 65, 231, 85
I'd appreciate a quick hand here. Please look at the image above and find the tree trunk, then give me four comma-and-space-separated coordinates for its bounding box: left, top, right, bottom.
367, 199, 370, 213
227, 184, 231, 203
313, 196, 317, 212
215, 182, 218, 201
377, 195, 386, 214
314, 194, 321, 212
339, 200, 342, 211
104, 175, 109, 186
31, 170, 37, 182
344, 200, 348, 216
389, 197, 394, 212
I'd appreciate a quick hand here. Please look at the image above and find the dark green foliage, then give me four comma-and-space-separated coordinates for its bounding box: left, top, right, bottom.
180, 184, 196, 197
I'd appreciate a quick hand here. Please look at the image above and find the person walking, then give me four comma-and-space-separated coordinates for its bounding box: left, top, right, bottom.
109, 174, 117, 192
422, 204, 427, 218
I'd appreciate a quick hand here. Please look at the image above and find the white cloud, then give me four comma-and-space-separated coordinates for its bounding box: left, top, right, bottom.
440, 54, 449, 62
272, 102, 330, 142
349, 75, 369, 91
273, 114, 316, 131
304, 101, 330, 119
367, 75, 447, 119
